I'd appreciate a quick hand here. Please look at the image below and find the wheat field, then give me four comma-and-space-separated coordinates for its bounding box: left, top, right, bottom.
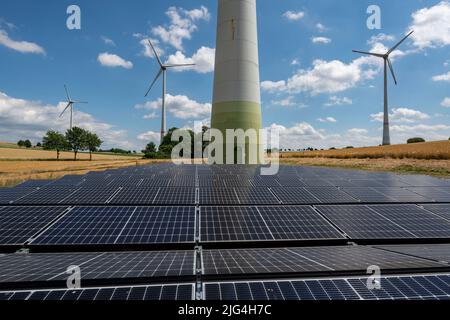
284, 140, 450, 160
0, 145, 164, 187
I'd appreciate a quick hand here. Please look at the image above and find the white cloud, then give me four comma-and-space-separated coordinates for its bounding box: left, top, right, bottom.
261, 40, 405, 96
0, 29, 45, 55
97, 52, 133, 69
409, 1, 450, 49
165, 46, 215, 73
390, 124, 450, 142
0, 91, 134, 149
101, 36, 115, 46
135, 94, 211, 120
291, 59, 300, 66
312, 37, 331, 44
367, 33, 395, 46
433, 71, 450, 82
317, 117, 337, 123
139, 38, 165, 59
0, 18, 16, 30
324, 96, 353, 107
283, 11, 305, 21
271, 97, 296, 107
137, 131, 160, 144
370, 108, 430, 123
441, 97, 450, 107
152, 6, 210, 50
316, 23, 327, 32
348, 128, 368, 135
261, 80, 287, 92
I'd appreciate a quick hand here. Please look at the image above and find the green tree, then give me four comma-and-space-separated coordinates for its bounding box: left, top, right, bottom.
24, 140, 32, 148
66, 127, 87, 160
85, 132, 103, 161
142, 142, 158, 159
42, 130, 67, 160
407, 137, 425, 144
17, 140, 25, 147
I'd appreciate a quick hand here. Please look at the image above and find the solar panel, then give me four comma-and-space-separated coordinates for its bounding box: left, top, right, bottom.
15, 180, 52, 188
200, 207, 273, 242
316, 205, 416, 239
204, 274, 450, 300
0, 187, 38, 204
153, 188, 196, 205
0, 206, 69, 245
30, 206, 135, 245
407, 188, 450, 202
31, 206, 196, 245
421, 204, 450, 221
306, 187, 358, 203
109, 187, 159, 205
342, 187, 397, 203
258, 206, 345, 240
369, 205, 450, 238
0, 251, 195, 284
0, 284, 195, 300
139, 178, 170, 187
199, 188, 240, 205
270, 187, 320, 204
376, 244, 450, 264
13, 186, 78, 205
235, 188, 280, 204
59, 187, 120, 205
202, 246, 442, 276
115, 207, 196, 244
371, 187, 431, 203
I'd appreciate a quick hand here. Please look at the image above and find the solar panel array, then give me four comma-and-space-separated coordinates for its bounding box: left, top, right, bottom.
1, 164, 450, 300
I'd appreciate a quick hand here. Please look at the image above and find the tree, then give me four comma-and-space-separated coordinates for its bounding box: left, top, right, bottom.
42, 130, 67, 160
142, 142, 158, 159
17, 140, 25, 147
407, 137, 425, 144
85, 132, 102, 161
66, 127, 87, 160
36, 142, 42, 147
24, 140, 32, 148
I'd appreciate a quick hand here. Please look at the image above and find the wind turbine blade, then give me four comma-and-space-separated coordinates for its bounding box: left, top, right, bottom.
73, 101, 88, 104
148, 39, 163, 67
387, 58, 398, 85
387, 30, 414, 55
352, 50, 384, 58
145, 69, 163, 97
165, 63, 196, 68
64, 85, 71, 101
59, 102, 72, 117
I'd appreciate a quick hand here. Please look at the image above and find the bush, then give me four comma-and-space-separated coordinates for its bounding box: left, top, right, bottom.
407, 137, 425, 144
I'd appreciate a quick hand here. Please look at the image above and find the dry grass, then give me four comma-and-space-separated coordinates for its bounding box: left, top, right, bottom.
0, 146, 141, 160
284, 140, 450, 160
0, 146, 169, 187
280, 157, 450, 178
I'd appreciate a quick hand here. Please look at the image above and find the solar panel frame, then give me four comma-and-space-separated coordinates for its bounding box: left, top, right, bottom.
376, 244, 450, 264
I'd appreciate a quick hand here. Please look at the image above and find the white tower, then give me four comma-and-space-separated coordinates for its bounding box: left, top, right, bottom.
211, 0, 263, 163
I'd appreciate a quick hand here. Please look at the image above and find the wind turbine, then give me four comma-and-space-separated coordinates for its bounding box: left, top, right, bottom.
60, 85, 88, 130
144, 40, 195, 143
353, 30, 414, 146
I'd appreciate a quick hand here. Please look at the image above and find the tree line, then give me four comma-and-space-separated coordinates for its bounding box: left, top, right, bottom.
42, 127, 102, 160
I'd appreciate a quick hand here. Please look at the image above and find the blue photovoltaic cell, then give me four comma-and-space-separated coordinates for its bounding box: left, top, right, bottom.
0, 284, 195, 300
0, 206, 69, 245
204, 274, 450, 300
31, 206, 196, 245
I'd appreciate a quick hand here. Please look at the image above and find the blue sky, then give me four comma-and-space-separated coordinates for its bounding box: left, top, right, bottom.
0, 0, 449, 150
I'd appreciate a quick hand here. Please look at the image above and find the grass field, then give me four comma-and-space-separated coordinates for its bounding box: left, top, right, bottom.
280, 140, 450, 178
0, 144, 161, 187
284, 140, 450, 160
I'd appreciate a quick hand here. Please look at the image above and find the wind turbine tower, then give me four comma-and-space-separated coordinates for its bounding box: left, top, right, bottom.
353, 31, 414, 146
211, 0, 263, 163
60, 85, 88, 130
